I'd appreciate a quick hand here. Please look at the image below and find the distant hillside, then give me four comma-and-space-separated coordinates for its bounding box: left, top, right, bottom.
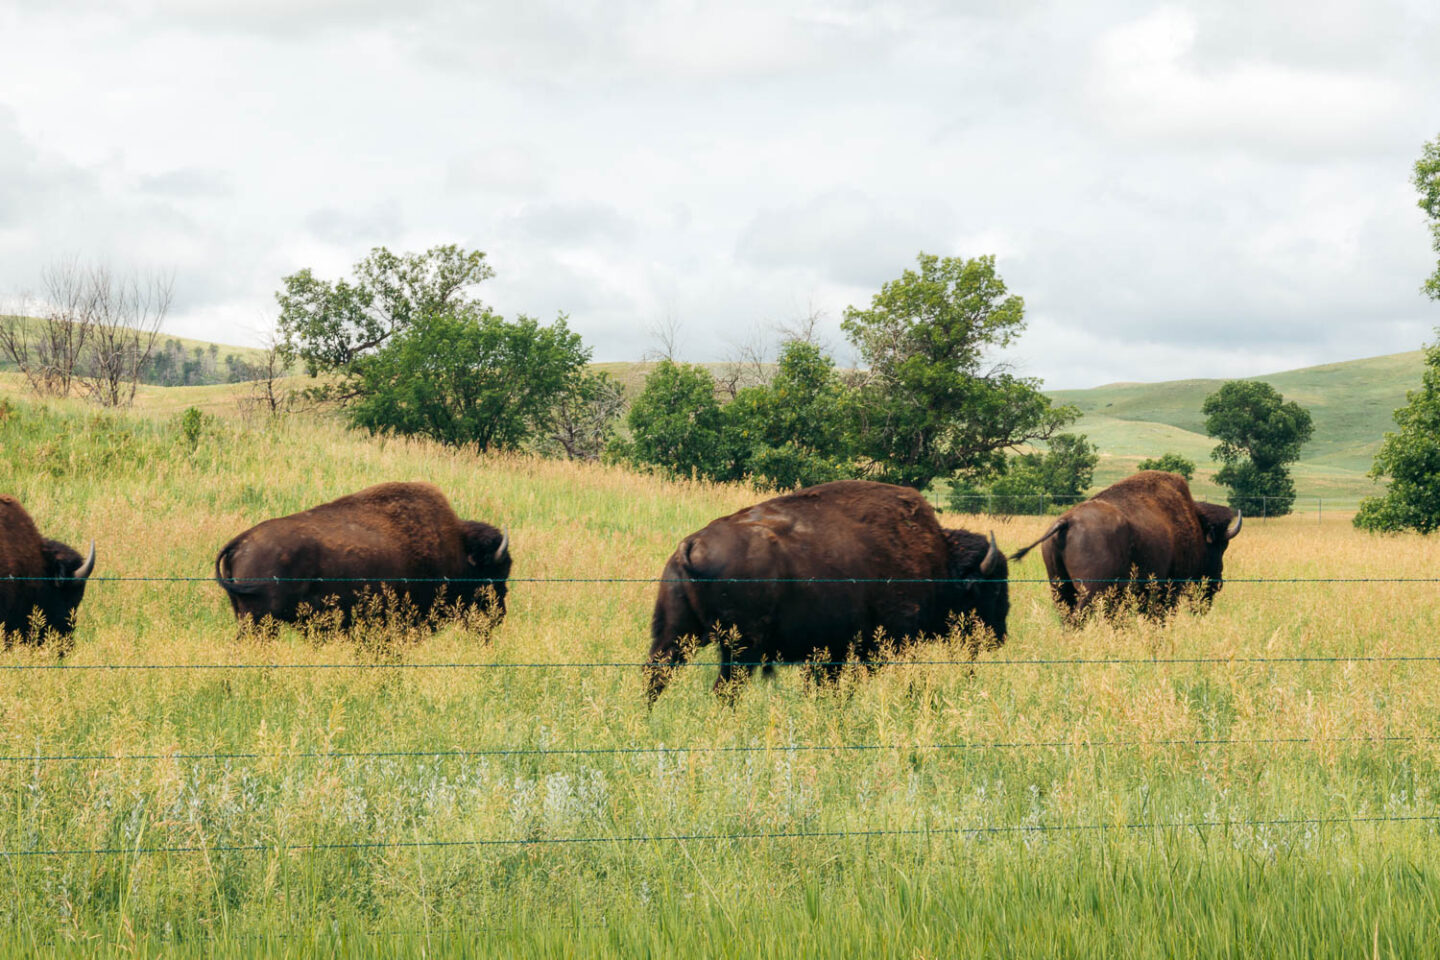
1049, 351, 1427, 503
0, 317, 271, 387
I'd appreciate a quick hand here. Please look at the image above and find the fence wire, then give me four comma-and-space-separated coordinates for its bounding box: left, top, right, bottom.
3, 653, 1440, 672
4, 813, 1436, 859
0, 733, 1431, 766
7, 574, 1440, 583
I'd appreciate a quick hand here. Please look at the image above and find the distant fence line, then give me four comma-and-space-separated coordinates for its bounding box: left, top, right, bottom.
4, 813, 1438, 860
2, 733, 1433, 766
4, 653, 1440, 672
5, 575, 1434, 584
946, 494, 1358, 520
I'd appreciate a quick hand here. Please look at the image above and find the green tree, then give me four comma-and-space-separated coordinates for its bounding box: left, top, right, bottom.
1416, 134, 1440, 300
842, 253, 1076, 490
348, 310, 589, 452
610, 361, 733, 481
1201, 380, 1314, 516
724, 340, 854, 490
276, 245, 493, 393
1354, 334, 1440, 533
1136, 452, 1196, 480
946, 433, 1097, 515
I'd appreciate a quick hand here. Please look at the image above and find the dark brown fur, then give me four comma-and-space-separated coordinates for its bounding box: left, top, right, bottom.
1010, 471, 1241, 620
0, 495, 95, 643
214, 482, 510, 630
645, 480, 1006, 701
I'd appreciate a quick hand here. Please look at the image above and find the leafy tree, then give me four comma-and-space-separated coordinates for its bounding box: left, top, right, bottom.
946, 433, 1097, 515
347, 310, 589, 452
1417, 134, 1440, 300
276, 245, 493, 394
1354, 334, 1440, 533
842, 253, 1076, 490
610, 360, 733, 481
1136, 452, 1196, 480
724, 340, 854, 490
1201, 380, 1313, 516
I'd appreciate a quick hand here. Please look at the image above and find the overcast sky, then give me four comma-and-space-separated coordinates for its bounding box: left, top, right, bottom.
1, 0, 1437, 388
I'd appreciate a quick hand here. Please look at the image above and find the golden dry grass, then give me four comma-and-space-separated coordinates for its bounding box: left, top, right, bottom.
1, 384, 1439, 957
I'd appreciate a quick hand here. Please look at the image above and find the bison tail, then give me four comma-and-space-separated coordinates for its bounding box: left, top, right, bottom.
214, 543, 265, 596
1009, 519, 1067, 562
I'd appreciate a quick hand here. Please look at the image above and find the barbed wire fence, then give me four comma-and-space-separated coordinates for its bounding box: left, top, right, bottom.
944, 493, 1360, 520
1, 569, 1437, 918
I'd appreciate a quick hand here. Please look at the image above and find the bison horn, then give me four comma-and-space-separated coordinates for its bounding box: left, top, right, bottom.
495, 527, 509, 562
74, 540, 96, 580
1225, 510, 1243, 540
979, 531, 1002, 577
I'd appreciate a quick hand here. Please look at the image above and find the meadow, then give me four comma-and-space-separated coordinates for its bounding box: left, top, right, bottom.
1, 380, 1440, 957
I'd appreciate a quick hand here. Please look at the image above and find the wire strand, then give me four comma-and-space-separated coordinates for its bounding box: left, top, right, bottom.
3, 813, 1433, 859
2, 654, 1437, 672
0, 733, 1427, 765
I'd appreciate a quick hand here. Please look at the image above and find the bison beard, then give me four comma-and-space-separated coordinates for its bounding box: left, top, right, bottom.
213, 482, 510, 634
1010, 470, 1242, 621
0, 495, 96, 645
644, 480, 1007, 702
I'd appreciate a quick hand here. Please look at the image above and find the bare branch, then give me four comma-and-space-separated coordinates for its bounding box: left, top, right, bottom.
642, 313, 683, 363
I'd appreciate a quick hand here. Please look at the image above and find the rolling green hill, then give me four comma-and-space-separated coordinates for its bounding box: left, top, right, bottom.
1049, 351, 1427, 504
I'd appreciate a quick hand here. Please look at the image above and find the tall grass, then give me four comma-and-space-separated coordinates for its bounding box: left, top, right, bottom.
1, 386, 1438, 957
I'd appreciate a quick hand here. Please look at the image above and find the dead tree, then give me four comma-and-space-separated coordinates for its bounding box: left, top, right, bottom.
0, 259, 101, 397
78, 266, 173, 408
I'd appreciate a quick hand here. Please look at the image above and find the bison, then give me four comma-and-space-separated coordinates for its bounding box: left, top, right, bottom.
1010, 470, 1242, 620
644, 479, 1007, 701
214, 482, 510, 632
0, 495, 96, 644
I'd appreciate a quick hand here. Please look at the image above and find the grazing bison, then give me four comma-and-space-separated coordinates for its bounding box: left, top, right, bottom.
1010, 471, 1242, 620
644, 480, 1007, 701
214, 482, 510, 631
0, 495, 95, 643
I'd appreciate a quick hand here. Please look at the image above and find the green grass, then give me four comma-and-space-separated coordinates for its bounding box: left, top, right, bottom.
1, 387, 1439, 956
1051, 350, 1428, 504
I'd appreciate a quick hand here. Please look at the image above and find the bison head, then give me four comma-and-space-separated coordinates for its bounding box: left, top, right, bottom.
38, 538, 95, 637
462, 523, 511, 620
942, 529, 1009, 647
1195, 503, 1242, 600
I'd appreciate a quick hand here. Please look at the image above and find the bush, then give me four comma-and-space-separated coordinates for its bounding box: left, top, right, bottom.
609, 361, 733, 481
945, 433, 1096, 515
1355, 335, 1440, 533
348, 310, 589, 452
1136, 452, 1195, 480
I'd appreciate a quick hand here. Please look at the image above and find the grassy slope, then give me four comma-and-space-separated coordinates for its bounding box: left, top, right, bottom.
0, 321, 269, 372
1051, 351, 1427, 503
1, 389, 1439, 956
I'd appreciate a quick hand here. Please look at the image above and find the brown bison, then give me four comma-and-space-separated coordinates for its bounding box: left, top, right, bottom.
214, 482, 510, 630
644, 480, 1007, 701
1010, 471, 1242, 620
0, 495, 96, 643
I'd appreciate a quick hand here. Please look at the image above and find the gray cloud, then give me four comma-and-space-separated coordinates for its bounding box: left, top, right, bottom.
138, 167, 233, 198
736, 190, 956, 289
501, 201, 637, 246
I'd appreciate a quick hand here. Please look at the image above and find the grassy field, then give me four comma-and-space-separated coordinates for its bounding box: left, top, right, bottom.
1, 382, 1439, 957
1052, 350, 1429, 504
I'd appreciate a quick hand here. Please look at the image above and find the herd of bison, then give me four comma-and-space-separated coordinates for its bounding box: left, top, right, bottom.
0, 471, 1242, 700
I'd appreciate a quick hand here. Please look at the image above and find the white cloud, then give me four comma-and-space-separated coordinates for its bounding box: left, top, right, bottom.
0, 0, 1436, 385
1089, 7, 1411, 157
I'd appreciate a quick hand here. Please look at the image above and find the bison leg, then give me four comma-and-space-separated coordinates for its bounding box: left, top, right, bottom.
713, 629, 759, 701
